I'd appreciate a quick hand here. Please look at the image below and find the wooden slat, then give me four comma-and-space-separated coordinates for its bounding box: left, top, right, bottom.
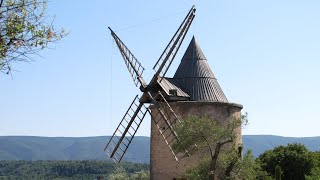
104, 95, 148, 163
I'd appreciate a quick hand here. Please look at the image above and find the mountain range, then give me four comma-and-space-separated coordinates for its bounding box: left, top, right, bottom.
0, 135, 320, 163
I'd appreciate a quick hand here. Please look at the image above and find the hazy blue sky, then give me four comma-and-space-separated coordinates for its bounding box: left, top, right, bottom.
1, 0, 320, 137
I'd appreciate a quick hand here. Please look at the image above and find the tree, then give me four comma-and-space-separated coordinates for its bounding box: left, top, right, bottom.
183, 150, 269, 180
107, 167, 129, 180
306, 151, 320, 180
0, 0, 66, 74
0, 160, 149, 179
235, 150, 270, 180
107, 167, 150, 180
258, 143, 313, 180
130, 170, 150, 180
172, 115, 249, 180
275, 165, 282, 180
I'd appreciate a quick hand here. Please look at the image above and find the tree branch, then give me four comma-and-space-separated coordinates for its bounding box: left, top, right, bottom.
200, 133, 212, 157
0, 0, 4, 8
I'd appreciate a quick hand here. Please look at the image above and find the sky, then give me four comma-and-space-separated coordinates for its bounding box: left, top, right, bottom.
1, 0, 320, 137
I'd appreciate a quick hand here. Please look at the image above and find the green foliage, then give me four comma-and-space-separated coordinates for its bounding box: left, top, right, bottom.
172, 116, 241, 155
235, 150, 270, 180
275, 165, 282, 180
184, 150, 270, 180
130, 170, 150, 180
0, 160, 149, 179
306, 151, 320, 180
172, 115, 253, 179
258, 143, 313, 180
184, 157, 211, 180
107, 167, 150, 180
107, 167, 129, 180
0, 0, 67, 74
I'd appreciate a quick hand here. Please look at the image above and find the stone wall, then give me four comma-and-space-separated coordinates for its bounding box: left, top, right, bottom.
150, 101, 243, 180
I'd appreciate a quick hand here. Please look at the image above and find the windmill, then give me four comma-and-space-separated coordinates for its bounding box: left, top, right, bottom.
105, 6, 196, 163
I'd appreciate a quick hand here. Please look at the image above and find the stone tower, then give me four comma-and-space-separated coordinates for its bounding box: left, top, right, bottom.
150, 37, 243, 180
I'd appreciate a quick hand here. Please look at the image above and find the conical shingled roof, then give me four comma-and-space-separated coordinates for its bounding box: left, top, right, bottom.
171, 36, 228, 102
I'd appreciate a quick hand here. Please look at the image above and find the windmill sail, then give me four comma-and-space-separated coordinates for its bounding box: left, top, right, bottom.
153, 5, 196, 81
106, 5, 197, 163
104, 95, 148, 163
151, 91, 192, 161
109, 27, 146, 88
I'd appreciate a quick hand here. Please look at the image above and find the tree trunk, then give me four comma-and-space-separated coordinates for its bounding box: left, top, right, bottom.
209, 142, 222, 180
225, 158, 237, 178
209, 139, 233, 180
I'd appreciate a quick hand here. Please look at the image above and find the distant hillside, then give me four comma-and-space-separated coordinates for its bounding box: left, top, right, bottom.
0, 136, 149, 163
243, 135, 320, 157
0, 135, 320, 162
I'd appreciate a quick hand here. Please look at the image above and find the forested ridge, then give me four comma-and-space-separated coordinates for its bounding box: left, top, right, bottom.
1, 144, 320, 179
0, 160, 149, 179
